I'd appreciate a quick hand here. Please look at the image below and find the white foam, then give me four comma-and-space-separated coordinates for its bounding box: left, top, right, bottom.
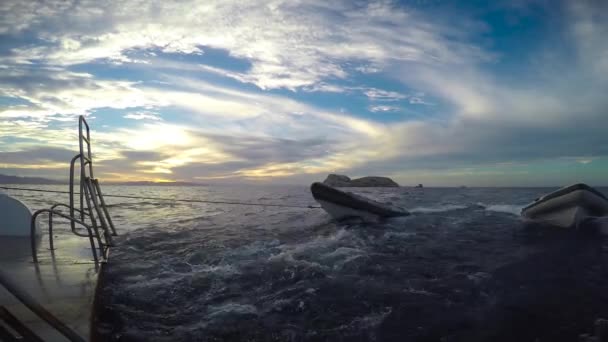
268, 249, 324, 269
267, 229, 367, 272
192, 264, 241, 277
410, 204, 468, 213
207, 303, 258, 318
123, 274, 185, 290
383, 231, 416, 240
481, 203, 522, 216
403, 287, 436, 296
274, 228, 353, 257
322, 247, 364, 259
346, 307, 392, 330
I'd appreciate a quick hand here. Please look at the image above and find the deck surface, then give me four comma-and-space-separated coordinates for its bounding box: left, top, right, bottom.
0, 233, 100, 341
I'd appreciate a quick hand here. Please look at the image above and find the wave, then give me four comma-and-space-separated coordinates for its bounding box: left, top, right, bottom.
97, 185, 549, 340
410, 204, 468, 213
207, 303, 258, 319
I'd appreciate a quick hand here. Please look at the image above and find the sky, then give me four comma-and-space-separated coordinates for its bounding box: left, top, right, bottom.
0, 0, 607, 186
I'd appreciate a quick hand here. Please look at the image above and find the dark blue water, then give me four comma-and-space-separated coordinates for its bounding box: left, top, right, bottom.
33, 185, 602, 342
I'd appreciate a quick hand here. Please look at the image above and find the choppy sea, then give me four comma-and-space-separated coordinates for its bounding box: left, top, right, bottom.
4, 184, 608, 342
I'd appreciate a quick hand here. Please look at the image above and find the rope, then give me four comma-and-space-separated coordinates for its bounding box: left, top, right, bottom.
0, 185, 321, 209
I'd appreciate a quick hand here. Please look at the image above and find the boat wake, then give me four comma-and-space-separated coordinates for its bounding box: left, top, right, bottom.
90, 185, 608, 341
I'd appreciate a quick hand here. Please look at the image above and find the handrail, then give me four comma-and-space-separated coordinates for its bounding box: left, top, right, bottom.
0, 269, 85, 342
30, 115, 117, 264
79, 116, 94, 220
69, 154, 84, 225
15, 115, 116, 342
50, 203, 90, 239
31, 208, 99, 264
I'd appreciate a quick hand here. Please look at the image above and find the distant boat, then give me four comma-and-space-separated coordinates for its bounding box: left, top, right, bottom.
311, 182, 409, 219
521, 183, 608, 228
415, 184, 423, 188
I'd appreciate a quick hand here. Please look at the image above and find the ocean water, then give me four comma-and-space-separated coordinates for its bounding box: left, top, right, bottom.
4, 184, 608, 342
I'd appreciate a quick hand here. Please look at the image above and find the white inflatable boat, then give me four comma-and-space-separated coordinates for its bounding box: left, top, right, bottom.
521, 183, 608, 228
310, 182, 409, 219
0, 192, 39, 237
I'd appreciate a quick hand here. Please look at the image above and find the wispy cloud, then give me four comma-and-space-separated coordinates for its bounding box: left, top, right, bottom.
123, 111, 162, 121
368, 105, 401, 113
363, 88, 407, 101
1, 0, 490, 89
0, 67, 159, 120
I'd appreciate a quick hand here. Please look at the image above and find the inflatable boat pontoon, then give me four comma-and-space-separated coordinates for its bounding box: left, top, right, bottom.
0, 192, 39, 237
521, 183, 608, 228
311, 182, 409, 219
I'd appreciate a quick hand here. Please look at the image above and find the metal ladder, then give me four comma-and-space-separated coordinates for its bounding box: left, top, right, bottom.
30, 115, 117, 265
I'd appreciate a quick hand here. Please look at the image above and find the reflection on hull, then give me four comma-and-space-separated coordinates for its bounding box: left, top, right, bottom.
0, 235, 102, 341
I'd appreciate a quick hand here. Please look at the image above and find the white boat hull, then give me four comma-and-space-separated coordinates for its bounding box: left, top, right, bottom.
521, 185, 608, 229
0, 192, 39, 237
522, 204, 591, 228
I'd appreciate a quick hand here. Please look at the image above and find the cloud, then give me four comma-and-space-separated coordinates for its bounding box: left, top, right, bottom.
567, 1, 608, 76
0, 61, 388, 180
0, 146, 74, 169
368, 105, 400, 113
354, 64, 382, 74
355, 1, 608, 184
0, 0, 491, 90
408, 94, 432, 105
123, 111, 162, 121
1, 0, 607, 185
363, 88, 407, 101
165, 135, 339, 180
302, 83, 348, 93
0, 67, 161, 119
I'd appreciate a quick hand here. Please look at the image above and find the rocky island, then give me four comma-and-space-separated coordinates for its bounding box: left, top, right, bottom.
322, 174, 400, 187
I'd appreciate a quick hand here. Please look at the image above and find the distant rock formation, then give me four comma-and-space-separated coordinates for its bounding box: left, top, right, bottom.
322, 174, 399, 187
106, 181, 207, 186
415, 184, 424, 188
323, 174, 352, 187
0, 174, 63, 185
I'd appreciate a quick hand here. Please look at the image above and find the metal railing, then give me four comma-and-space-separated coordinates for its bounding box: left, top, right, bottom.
31, 115, 117, 265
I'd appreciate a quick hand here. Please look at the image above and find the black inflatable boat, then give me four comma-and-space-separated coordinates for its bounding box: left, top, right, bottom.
310, 182, 409, 219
